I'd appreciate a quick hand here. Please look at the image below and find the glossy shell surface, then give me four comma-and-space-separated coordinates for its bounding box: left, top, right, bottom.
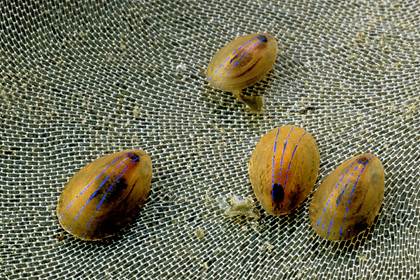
206, 33, 278, 92
249, 126, 320, 215
309, 154, 384, 241
57, 150, 152, 240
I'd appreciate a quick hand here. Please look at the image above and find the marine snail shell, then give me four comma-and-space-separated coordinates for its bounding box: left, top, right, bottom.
57, 150, 152, 240
206, 33, 278, 110
309, 154, 385, 241
249, 126, 320, 215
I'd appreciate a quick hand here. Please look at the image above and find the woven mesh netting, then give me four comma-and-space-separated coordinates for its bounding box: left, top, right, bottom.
1, 0, 419, 279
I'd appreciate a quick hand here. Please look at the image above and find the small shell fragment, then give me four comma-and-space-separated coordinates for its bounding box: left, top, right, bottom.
206, 33, 278, 109
309, 154, 385, 241
57, 150, 152, 240
224, 196, 260, 220
249, 126, 320, 215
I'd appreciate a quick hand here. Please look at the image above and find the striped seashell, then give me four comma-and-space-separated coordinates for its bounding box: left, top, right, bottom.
249, 126, 320, 215
206, 33, 278, 109
57, 150, 152, 240
309, 154, 385, 241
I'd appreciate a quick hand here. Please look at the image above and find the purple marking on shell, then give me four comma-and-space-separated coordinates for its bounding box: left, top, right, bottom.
327, 218, 334, 235
316, 163, 362, 236
79, 182, 93, 197
96, 193, 108, 210
83, 157, 139, 228
66, 201, 73, 210
87, 189, 99, 204
98, 174, 110, 188
74, 205, 85, 221
270, 127, 311, 208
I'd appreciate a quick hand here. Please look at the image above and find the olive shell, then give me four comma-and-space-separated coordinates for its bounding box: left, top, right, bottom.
249, 126, 320, 215
206, 33, 278, 92
57, 150, 152, 240
309, 154, 384, 241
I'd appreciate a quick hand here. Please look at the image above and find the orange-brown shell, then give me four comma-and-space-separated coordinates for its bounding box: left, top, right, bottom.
206, 33, 277, 92
309, 154, 384, 241
57, 150, 152, 240
249, 126, 320, 215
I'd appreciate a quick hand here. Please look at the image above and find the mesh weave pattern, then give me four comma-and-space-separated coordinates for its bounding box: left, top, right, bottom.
1, 0, 419, 279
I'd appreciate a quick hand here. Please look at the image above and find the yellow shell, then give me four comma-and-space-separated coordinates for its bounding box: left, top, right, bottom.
57, 150, 152, 240
309, 154, 385, 241
249, 126, 320, 215
206, 33, 278, 109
